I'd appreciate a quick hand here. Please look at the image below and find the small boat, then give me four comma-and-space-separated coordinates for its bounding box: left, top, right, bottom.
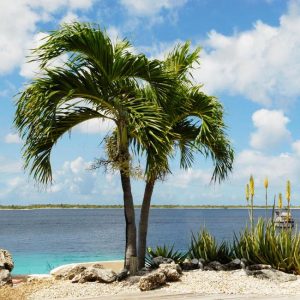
274, 209, 294, 228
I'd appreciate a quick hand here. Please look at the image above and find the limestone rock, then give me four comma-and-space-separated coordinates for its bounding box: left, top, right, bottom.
191, 258, 200, 269
0, 269, 12, 287
181, 258, 194, 271
160, 269, 180, 281
72, 267, 116, 283
51, 262, 104, 280
224, 259, 242, 271
126, 275, 141, 285
240, 258, 248, 269
53, 265, 86, 280
205, 261, 225, 271
116, 268, 129, 281
159, 263, 181, 281
198, 258, 205, 270
67, 266, 87, 280
96, 268, 117, 283
0, 249, 14, 272
164, 268, 180, 281
139, 271, 166, 291
181, 258, 205, 271
92, 263, 104, 269
159, 263, 182, 274
247, 264, 272, 271
246, 268, 297, 282
152, 256, 174, 267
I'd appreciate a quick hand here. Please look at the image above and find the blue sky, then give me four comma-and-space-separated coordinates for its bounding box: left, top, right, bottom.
1, 0, 300, 206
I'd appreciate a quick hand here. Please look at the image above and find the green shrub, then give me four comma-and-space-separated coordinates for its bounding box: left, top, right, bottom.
233, 218, 300, 274
146, 219, 300, 274
189, 229, 233, 263
146, 244, 187, 267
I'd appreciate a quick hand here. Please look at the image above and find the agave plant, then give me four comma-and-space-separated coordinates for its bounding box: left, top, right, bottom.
233, 218, 300, 274
146, 245, 187, 268
189, 229, 233, 264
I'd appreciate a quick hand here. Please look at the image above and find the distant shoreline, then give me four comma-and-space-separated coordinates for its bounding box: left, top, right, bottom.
0, 204, 299, 210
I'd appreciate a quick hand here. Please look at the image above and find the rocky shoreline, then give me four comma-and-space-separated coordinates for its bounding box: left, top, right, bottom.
27, 268, 300, 299
2, 252, 300, 300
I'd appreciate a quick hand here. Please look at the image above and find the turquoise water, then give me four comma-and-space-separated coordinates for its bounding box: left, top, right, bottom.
13, 253, 122, 274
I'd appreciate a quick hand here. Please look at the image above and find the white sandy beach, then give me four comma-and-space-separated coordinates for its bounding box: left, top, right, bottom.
26, 269, 300, 300
14, 262, 299, 300
2, 260, 300, 300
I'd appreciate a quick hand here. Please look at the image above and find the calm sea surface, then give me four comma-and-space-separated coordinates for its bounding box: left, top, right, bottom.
1, 208, 299, 274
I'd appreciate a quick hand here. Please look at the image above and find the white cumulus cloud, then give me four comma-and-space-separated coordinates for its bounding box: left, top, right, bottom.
232, 150, 300, 206
19, 32, 49, 79
69, 156, 89, 174
29, 0, 93, 12
4, 133, 22, 144
250, 109, 291, 150
0, 0, 93, 76
0, 157, 21, 174
76, 118, 115, 134
194, 0, 300, 106
168, 168, 211, 188
234, 150, 299, 185
60, 11, 79, 24
292, 140, 300, 156
120, 0, 187, 17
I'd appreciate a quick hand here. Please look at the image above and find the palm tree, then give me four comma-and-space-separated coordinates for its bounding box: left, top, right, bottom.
137, 43, 234, 269
14, 23, 174, 269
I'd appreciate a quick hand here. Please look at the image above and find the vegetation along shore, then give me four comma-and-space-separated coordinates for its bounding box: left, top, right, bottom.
1, 204, 298, 210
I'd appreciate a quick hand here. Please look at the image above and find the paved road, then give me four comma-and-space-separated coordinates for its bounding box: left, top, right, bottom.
58, 293, 300, 300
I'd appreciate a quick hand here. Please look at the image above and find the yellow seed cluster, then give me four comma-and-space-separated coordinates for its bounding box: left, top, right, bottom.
244, 176, 293, 210
245, 184, 249, 202
264, 177, 268, 189
249, 175, 255, 197
279, 193, 283, 209
286, 180, 291, 203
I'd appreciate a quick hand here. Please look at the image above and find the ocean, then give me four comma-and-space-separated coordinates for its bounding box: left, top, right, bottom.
0, 208, 298, 274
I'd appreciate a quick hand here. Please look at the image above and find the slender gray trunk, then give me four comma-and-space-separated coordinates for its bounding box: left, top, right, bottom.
138, 179, 155, 269
120, 169, 137, 269
118, 122, 137, 269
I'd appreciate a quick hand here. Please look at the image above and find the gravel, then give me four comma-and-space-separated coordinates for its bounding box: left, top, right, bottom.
27, 270, 300, 299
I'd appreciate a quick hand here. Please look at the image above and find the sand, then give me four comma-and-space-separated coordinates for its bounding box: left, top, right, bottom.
2, 262, 300, 300
28, 270, 300, 299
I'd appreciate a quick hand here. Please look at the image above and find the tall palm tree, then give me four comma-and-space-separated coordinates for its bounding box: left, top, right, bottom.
137, 43, 234, 269
14, 23, 174, 269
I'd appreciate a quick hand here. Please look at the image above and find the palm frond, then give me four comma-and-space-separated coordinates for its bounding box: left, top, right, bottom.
16, 23, 176, 185
20, 107, 106, 184
165, 41, 201, 82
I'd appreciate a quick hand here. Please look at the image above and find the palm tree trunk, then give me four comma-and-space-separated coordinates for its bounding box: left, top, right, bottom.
118, 123, 137, 269
138, 179, 155, 269
120, 169, 137, 269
